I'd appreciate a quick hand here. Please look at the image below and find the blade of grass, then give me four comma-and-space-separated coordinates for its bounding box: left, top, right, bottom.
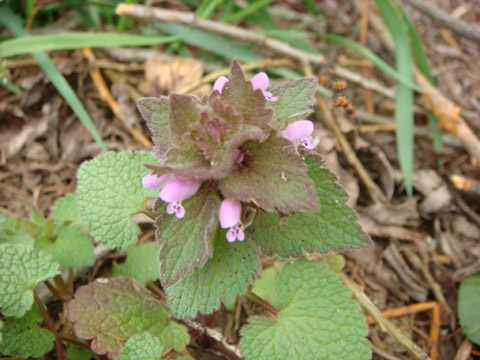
0, 32, 178, 58
224, 0, 276, 23
1, 79, 23, 94
390, 0, 443, 152
322, 34, 424, 92
196, 0, 224, 19
375, 0, 414, 196
0, 5, 107, 152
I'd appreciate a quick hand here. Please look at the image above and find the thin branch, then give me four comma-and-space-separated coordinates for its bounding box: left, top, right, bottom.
115, 3, 394, 98
183, 319, 242, 359
33, 290, 65, 360
341, 274, 431, 360
402, 0, 480, 44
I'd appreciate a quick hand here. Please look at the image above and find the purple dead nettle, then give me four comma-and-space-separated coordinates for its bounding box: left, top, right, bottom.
280, 119, 317, 150
219, 199, 244, 242
142, 174, 201, 219
213, 72, 278, 101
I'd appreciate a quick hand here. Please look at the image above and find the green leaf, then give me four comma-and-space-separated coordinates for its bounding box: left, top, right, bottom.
52, 193, 82, 226
113, 243, 161, 286
267, 78, 317, 131
137, 97, 171, 161
66, 344, 94, 360
240, 261, 370, 360
77, 151, 157, 250
219, 135, 318, 213
0, 244, 59, 317
67, 277, 189, 359
156, 187, 221, 287
251, 261, 285, 309
117, 333, 163, 360
166, 229, 259, 318
375, 0, 414, 196
0, 304, 55, 358
250, 155, 370, 257
0, 215, 35, 246
36, 224, 94, 268
458, 273, 480, 346
0, 32, 177, 58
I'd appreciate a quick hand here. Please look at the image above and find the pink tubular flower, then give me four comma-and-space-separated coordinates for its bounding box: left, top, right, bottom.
219, 199, 245, 242
142, 173, 174, 189
280, 120, 316, 150
213, 72, 278, 101
159, 178, 202, 219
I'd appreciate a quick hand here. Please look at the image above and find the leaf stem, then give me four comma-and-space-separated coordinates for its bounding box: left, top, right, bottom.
140, 207, 156, 220
59, 336, 92, 351
244, 290, 279, 316
43, 280, 72, 302
53, 274, 70, 295
33, 290, 65, 360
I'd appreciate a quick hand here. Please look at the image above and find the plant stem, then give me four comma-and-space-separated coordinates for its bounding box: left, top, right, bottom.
244, 290, 279, 316
141, 207, 156, 220
33, 290, 65, 360
43, 280, 72, 302
59, 336, 92, 351
53, 274, 69, 295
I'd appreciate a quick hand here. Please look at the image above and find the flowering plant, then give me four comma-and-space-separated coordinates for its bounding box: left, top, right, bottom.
0, 60, 372, 360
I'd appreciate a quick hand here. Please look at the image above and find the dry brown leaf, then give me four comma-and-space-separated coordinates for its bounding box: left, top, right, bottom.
139, 56, 210, 96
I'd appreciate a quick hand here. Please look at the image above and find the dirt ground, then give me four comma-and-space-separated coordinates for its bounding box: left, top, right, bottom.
1, 1, 480, 359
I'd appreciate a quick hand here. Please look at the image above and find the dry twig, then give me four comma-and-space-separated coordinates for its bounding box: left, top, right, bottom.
341, 274, 431, 360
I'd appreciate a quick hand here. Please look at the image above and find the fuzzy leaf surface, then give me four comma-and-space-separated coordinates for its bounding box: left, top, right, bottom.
221, 60, 273, 128
169, 94, 202, 148
458, 273, 480, 345
77, 151, 157, 250
166, 229, 259, 318
0, 215, 35, 246
219, 135, 318, 213
250, 155, 370, 256
240, 261, 370, 360
156, 188, 220, 286
0, 244, 59, 317
251, 261, 285, 309
52, 193, 82, 225
117, 333, 163, 360
113, 242, 161, 286
267, 77, 317, 131
137, 96, 171, 160
67, 277, 189, 359
0, 304, 55, 358
66, 344, 94, 360
36, 224, 94, 268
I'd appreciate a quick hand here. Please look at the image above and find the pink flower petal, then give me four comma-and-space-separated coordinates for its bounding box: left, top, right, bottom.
226, 228, 237, 242
167, 201, 185, 218
219, 199, 242, 228
251, 72, 269, 91
263, 91, 278, 101
142, 173, 173, 189
280, 120, 314, 142
236, 227, 245, 241
159, 178, 201, 203
213, 76, 228, 92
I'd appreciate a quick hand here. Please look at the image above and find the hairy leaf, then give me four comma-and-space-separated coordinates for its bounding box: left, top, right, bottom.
0, 304, 55, 358
458, 273, 480, 345
169, 94, 202, 149
137, 96, 171, 160
117, 333, 163, 360
240, 261, 370, 360
156, 188, 221, 286
77, 151, 157, 250
0, 244, 59, 317
268, 77, 317, 131
219, 135, 318, 213
52, 193, 82, 226
166, 229, 259, 318
113, 242, 161, 286
250, 154, 370, 256
36, 224, 94, 268
67, 277, 189, 359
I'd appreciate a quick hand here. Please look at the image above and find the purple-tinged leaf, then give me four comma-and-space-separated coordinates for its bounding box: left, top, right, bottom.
221, 60, 273, 128
268, 78, 317, 131
169, 94, 203, 148
67, 277, 188, 359
219, 135, 318, 213
136, 97, 171, 160
155, 187, 221, 286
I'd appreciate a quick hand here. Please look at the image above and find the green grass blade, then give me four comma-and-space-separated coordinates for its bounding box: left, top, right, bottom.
197, 0, 224, 19
0, 5, 107, 152
224, 0, 276, 23
323, 34, 424, 92
390, 0, 443, 152
375, 0, 414, 196
0, 32, 178, 58
1, 79, 23, 94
